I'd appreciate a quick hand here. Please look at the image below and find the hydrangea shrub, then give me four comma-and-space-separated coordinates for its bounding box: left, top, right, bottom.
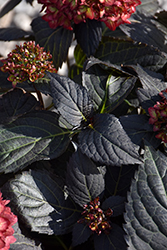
0, 0, 167, 250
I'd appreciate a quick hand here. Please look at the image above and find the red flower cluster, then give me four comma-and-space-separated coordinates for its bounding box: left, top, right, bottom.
77, 197, 113, 235
0, 192, 17, 250
148, 90, 167, 143
0, 41, 57, 88
38, 0, 141, 31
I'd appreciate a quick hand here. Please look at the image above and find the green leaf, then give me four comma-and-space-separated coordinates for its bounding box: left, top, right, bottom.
124, 144, 167, 249
95, 37, 167, 71
66, 149, 105, 207
0, 110, 70, 173
2, 169, 81, 235
31, 17, 73, 69
0, 88, 41, 124
74, 19, 102, 56
74, 44, 87, 68
94, 223, 127, 250
78, 113, 142, 166
48, 72, 93, 127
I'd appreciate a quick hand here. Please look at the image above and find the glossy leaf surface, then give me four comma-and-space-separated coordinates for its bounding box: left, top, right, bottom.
124, 145, 167, 250
79, 113, 141, 166
2, 169, 81, 235
48, 72, 93, 127
94, 223, 127, 250
74, 19, 102, 56
31, 17, 73, 69
0, 111, 70, 173
0, 88, 41, 124
66, 149, 105, 206
95, 37, 167, 71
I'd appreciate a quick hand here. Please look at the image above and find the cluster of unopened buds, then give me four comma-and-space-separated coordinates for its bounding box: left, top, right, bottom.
0, 192, 17, 250
148, 89, 167, 143
38, 0, 141, 31
0, 41, 57, 88
77, 197, 113, 235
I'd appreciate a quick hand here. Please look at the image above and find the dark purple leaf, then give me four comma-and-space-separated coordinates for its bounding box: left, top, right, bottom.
105, 164, 138, 197
95, 37, 167, 71
0, 88, 41, 124
48, 72, 93, 127
79, 113, 142, 166
31, 17, 73, 69
66, 149, 105, 206
124, 144, 167, 249
0, 111, 70, 173
72, 223, 92, 247
94, 223, 127, 250
102, 196, 125, 217
74, 19, 102, 56
0, 0, 21, 18
2, 169, 81, 235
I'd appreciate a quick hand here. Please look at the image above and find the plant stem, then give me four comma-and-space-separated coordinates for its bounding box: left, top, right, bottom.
55, 235, 68, 250
32, 82, 44, 108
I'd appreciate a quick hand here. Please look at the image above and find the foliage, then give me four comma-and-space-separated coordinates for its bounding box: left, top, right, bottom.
0, 0, 167, 249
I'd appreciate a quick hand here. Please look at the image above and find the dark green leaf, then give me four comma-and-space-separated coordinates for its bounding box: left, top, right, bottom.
66, 149, 105, 207
120, 12, 167, 53
0, 0, 21, 18
68, 63, 83, 80
74, 44, 87, 68
102, 196, 125, 217
0, 28, 33, 41
2, 169, 81, 235
74, 19, 102, 56
31, 17, 73, 69
95, 37, 167, 71
78, 113, 142, 166
11, 222, 42, 250
0, 88, 41, 124
72, 223, 91, 247
105, 164, 138, 197
0, 110, 70, 173
120, 114, 161, 148
124, 144, 167, 250
48, 72, 93, 127
94, 223, 127, 250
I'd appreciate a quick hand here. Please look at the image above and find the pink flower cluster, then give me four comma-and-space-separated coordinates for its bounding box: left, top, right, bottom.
0, 41, 57, 88
77, 197, 113, 235
38, 0, 141, 31
0, 192, 17, 250
148, 90, 167, 143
